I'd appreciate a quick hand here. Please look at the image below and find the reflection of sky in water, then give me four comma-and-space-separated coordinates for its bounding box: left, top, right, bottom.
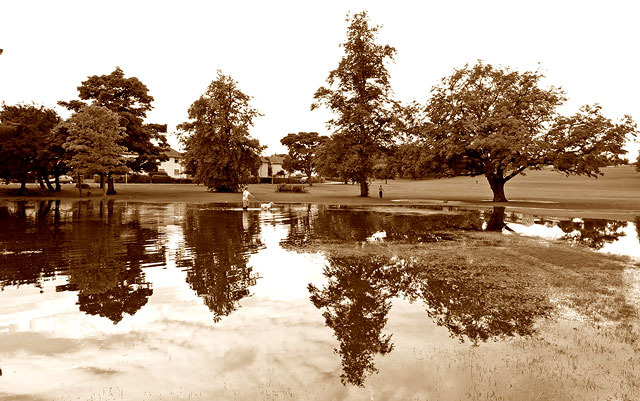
0, 206, 458, 400
504, 218, 639, 261
1, 202, 638, 400
600, 223, 640, 260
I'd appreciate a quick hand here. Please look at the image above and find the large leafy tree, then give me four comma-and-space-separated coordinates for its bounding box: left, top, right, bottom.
314, 136, 359, 183
178, 71, 264, 192
280, 132, 327, 186
312, 11, 398, 197
59, 67, 167, 194
424, 61, 637, 201
0, 103, 60, 194
60, 105, 128, 196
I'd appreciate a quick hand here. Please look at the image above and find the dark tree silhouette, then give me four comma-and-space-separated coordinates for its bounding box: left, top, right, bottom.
557, 218, 628, 250
418, 268, 551, 343
0, 104, 60, 194
179, 207, 263, 322
0, 201, 162, 324
312, 12, 399, 197
59, 67, 168, 194
178, 71, 264, 192
280, 132, 328, 186
62, 201, 162, 323
424, 61, 637, 202
0, 201, 66, 290
308, 256, 418, 386
282, 206, 482, 246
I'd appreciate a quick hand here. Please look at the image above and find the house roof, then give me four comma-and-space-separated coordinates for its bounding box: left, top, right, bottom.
163, 147, 182, 158
261, 155, 284, 164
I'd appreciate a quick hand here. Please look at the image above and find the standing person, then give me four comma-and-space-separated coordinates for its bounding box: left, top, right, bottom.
378, 184, 384, 199
242, 187, 254, 209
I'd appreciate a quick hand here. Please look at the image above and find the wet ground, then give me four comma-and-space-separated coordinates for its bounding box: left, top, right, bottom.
0, 200, 638, 400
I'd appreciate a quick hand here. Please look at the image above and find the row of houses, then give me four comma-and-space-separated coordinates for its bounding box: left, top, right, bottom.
158, 149, 287, 180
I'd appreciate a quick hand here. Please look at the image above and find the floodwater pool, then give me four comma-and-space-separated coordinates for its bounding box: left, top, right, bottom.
0, 200, 639, 400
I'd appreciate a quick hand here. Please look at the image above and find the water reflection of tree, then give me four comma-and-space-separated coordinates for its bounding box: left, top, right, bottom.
0, 200, 162, 323
284, 208, 482, 245
484, 206, 510, 232
557, 218, 627, 250
179, 208, 263, 322
308, 256, 418, 387
0, 201, 66, 289
61, 200, 161, 324
418, 268, 551, 343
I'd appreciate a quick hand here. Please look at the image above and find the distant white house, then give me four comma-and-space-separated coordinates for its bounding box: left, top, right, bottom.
158, 148, 188, 179
259, 155, 285, 178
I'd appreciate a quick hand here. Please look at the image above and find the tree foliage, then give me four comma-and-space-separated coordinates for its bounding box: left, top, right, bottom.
60, 105, 128, 196
59, 67, 167, 193
0, 103, 60, 194
312, 11, 398, 196
314, 136, 360, 183
547, 104, 636, 174
280, 132, 327, 186
178, 71, 264, 192
423, 61, 637, 201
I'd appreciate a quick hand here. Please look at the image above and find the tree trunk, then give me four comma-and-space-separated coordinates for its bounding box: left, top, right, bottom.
37, 173, 46, 189
307, 173, 313, 187
359, 177, 369, 197
44, 172, 55, 192
77, 173, 83, 197
486, 174, 508, 202
107, 173, 116, 194
18, 175, 27, 196
100, 173, 105, 189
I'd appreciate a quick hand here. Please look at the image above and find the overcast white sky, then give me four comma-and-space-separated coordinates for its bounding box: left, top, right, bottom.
1, 0, 639, 157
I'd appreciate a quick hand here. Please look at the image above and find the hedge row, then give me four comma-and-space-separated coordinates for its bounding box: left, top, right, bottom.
93, 174, 193, 184
276, 184, 307, 193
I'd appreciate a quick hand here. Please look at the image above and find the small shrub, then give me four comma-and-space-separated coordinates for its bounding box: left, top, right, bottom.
129, 174, 152, 183
174, 178, 193, 184
151, 174, 175, 183
276, 184, 307, 193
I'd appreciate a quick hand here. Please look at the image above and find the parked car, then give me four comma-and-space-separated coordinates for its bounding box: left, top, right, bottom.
50, 175, 74, 184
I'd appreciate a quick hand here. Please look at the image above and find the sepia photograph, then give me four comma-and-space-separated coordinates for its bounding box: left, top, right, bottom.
1, 1, 639, 400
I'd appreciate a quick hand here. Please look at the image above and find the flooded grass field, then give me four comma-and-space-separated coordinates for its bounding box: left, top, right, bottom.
0, 200, 639, 400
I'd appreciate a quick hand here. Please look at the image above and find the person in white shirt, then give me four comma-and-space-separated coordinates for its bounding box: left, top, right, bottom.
242, 187, 254, 209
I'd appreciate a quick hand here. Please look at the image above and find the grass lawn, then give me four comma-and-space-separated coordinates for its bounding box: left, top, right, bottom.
1, 165, 639, 219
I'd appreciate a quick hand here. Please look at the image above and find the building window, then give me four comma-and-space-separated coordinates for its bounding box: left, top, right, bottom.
174, 169, 180, 176
174, 158, 180, 163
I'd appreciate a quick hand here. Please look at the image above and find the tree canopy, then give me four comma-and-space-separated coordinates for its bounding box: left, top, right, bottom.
423, 61, 637, 201
59, 67, 167, 193
280, 132, 327, 185
60, 105, 128, 196
0, 103, 60, 194
178, 71, 264, 192
312, 11, 398, 196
